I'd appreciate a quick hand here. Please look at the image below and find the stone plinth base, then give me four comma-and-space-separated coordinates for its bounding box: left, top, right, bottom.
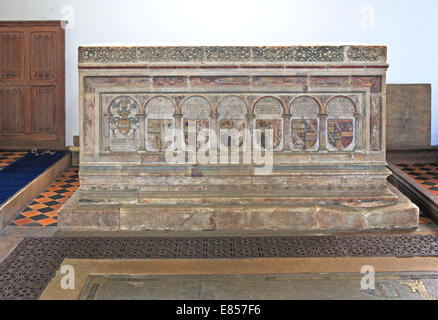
59, 184, 418, 233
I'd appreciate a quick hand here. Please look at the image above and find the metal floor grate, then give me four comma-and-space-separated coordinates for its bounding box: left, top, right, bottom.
1, 235, 438, 300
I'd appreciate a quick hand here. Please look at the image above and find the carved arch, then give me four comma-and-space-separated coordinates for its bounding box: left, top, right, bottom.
325, 95, 357, 151
289, 95, 321, 151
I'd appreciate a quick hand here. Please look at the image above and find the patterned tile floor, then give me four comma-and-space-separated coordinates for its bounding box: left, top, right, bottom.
397, 163, 438, 198
10, 168, 79, 227
396, 162, 438, 226
0, 151, 27, 170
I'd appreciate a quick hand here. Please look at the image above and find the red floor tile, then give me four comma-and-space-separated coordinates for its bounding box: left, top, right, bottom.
13, 217, 36, 226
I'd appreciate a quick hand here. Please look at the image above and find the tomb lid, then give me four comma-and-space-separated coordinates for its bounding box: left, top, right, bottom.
78, 44, 387, 65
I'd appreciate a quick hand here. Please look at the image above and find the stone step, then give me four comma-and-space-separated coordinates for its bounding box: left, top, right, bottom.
59, 185, 418, 233
77, 189, 398, 208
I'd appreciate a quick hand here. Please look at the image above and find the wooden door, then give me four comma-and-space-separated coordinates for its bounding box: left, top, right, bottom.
0, 21, 65, 150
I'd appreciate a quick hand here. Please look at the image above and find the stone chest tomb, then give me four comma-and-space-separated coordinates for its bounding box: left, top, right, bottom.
59, 45, 418, 232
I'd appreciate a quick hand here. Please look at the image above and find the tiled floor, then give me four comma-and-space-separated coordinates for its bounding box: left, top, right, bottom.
10, 168, 79, 227
0, 151, 27, 170
395, 162, 438, 226
397, 163, 438, 197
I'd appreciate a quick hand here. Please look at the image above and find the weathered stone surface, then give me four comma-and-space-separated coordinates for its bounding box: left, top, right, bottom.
189, 76, 250, 87
245, 207, 317, 230
309, 76, 349, 88
119, 206, 215, 231
351, 76, 382, 93
252, 76, 307, 89
60, 45, 418, 233
370, 94, 382, 151
58, 194, 120, 231
366, 208, 418, 230
214, 208, 247, 230
58, 185, 418, 233
152, 76, 187, 88
317, 207, 366, 231
364, 184, 419, 230
205, 46, 251, 62
79, 45, 386, 64
386, 84, 431, 150
347, 46, 387, 62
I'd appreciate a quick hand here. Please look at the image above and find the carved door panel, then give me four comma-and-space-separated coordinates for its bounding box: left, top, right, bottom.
0, 32, 25, 80
0, 21, 65, 150
0, 87, 25, 134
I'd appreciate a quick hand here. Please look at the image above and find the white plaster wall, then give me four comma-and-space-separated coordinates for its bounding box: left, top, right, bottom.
0, 0, 436, 146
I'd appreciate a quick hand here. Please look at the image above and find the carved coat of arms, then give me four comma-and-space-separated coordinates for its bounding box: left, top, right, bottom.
108, 97, 139, 138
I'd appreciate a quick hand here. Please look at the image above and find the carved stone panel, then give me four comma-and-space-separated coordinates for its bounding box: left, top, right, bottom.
290, 96, 320, 151
254, 97, 283, 151
98, 92, 366, 154
145, 96, 174, 151
326, 96, 356, 151
181, 96, 211, 150
218, 96, 247, 150
370, 94, 382, 151
108, 96, 140, 152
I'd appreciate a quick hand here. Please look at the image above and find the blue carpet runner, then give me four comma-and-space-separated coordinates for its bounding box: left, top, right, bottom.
0, 151, 67, 206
